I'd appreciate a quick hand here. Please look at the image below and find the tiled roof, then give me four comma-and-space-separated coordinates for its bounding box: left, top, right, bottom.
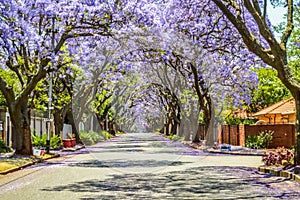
253, 97, 295, 116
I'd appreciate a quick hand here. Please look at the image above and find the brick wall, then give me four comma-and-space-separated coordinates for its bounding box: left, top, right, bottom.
218, 124, 295, 148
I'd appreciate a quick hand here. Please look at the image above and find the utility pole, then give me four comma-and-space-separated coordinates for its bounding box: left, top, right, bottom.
46, 16, 55, 154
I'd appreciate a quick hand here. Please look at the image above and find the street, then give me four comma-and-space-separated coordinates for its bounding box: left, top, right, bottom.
0, 133, 299, 199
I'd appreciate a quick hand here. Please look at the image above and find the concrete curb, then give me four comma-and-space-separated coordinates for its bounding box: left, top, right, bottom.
61, 145, 85, 152
184, 141, 265, 156
258, 166, 300, 184
0, 154, 60, 175
204, 149, 265, 156
160, 135, 265, 156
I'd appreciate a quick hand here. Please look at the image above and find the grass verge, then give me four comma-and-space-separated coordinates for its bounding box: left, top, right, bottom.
0, 153, 59, 174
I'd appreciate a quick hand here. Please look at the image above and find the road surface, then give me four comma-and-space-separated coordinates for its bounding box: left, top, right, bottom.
0, 133, 299, 199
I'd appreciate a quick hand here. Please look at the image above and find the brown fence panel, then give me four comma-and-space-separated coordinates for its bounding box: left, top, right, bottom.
222, 125, 229, 144
244, 124, 295, 148
229, 125, 239, 145
238, 125, 245, 146
219, 124, 295, 148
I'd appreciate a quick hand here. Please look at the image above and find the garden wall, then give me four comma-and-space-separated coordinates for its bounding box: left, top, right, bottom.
218, 124, 295, 148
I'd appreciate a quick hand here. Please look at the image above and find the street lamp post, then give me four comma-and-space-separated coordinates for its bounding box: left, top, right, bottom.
46, 16, 55, 154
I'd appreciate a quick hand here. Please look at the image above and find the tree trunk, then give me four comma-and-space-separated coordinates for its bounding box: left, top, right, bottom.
294, 92, 300, 166
282, 82, 300, 166
171, 120, 177, 135
193, 124, 202, 143
205, 104, 215, 146
54, 110, 64, 136
166, 119, 171, 136
65, 109, 82, 144
193, 108, 211, 143
178, 120, 184, 137
10, 100, 32, 155
192, 124, 204, 142
193, 103, 215, 146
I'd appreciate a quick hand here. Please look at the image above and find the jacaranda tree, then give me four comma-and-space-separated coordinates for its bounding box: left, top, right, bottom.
0, 0, 139, 155
209, 0, 300, 165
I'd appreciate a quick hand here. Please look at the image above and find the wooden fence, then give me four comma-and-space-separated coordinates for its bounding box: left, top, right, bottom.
218, 124, 295, 148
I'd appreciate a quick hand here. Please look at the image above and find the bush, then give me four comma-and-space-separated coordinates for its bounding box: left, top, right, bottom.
245, 135, 260, 149
225, 115, 258, 125
102, 130, 111, 140
245, 130, 273, 149
32, 134, 62, 149
0, 139, 12, 153
262, 147, 294, 166
79, 130, 110, 146
168, 134, 184, 141
50, 135, 62, 149
79, 131, 94, 146
32, 134, 47, 148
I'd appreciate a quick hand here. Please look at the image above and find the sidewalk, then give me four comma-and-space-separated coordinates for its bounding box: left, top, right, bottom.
0, 145, 85, 175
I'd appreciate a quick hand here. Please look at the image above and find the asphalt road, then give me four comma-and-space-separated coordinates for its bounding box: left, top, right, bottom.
0, 133, 299, 199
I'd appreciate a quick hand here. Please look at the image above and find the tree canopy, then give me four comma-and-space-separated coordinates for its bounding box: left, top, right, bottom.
1, 0, 300, 162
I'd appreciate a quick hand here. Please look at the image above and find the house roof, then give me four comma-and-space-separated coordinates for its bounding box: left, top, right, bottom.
253, 97, 295, 116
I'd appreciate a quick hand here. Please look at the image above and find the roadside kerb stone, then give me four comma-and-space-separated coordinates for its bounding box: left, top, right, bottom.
204, 148, 266, 156
258, 166, 300, 184
60, 145, 85, 152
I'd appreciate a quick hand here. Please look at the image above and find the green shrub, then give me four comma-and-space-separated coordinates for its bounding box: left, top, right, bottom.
168, 134, 184, 141
32, 134, 62, 149
225, 115, 258, 125
102, 130, 111, 140
79, 130, 110, 146
258, 130, 273, 148
32, 134, 47, 148
0, 139, 12, 153
245, 135, 260, 149
245, 130, 273, 149
50, 135, 62, 149
91, 131, 105, 142
79, 131, 94, 146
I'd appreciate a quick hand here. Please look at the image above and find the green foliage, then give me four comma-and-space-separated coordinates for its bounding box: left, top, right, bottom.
0, 139, 12, 153
79, 131, 94, 146
32, 134, 62, 149
225, 115, 258, 125
103, 130, 111, 140
272, 7, 300, 84
245, 130, 273, 149
50, 135, 63, 149
246, 68, 291, 113
245, 136, 261, 149
0, 68, 21, 106
167, 134, 184, 142
32, 134, 47, 148
79, 130, 111, 146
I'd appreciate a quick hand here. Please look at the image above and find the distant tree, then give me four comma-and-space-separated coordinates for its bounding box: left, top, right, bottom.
247, 67, 291, 113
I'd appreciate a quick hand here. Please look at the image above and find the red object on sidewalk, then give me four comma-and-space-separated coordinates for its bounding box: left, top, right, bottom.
63, 139, 72, 148
71, 138, 76, 147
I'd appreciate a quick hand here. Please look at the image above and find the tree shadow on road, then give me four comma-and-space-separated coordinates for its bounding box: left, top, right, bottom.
68, 159, 191, 168
41, 166, 300, 199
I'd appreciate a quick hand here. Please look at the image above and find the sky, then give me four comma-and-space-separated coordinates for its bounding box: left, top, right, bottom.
266, 1, 287, 40
267, 0, 286, 25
